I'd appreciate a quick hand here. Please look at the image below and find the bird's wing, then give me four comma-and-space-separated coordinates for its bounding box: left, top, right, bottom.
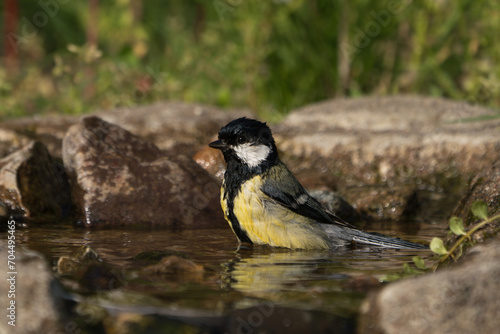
261, 163, 358, 230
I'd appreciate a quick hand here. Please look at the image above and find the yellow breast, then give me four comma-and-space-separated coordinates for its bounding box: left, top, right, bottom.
223, 176, 330, 250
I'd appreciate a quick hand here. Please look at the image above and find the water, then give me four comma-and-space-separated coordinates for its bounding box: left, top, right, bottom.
14, 222, 444, 333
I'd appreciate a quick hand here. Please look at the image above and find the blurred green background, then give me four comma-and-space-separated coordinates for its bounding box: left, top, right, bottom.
1, 0, 499, 121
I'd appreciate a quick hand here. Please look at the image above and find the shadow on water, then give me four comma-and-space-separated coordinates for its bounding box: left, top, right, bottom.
14, 222, 443, 333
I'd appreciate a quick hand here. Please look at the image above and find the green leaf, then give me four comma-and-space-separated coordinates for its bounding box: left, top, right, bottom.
403, 262, 423, 275
471, 201, 488, 220
412, 256, 427, 270
449, 217, 466, 235
381, 273, 402, 282
430, 237, 449, 255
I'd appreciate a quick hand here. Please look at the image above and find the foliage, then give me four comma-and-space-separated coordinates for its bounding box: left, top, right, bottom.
2, 0, 500, 121
385, 200, 500, 281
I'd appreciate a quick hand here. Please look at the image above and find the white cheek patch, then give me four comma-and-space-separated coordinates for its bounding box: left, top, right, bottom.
233, 143, 271, 167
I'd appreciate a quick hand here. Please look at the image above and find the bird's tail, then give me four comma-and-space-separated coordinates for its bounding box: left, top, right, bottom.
349, 229, 427, 250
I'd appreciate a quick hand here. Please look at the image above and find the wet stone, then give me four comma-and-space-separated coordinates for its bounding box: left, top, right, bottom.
57, 245, 100, 276
79, 264, 123, 291
62, 116, 225, 227
142, 255, 204, 281
0, 240, 70, 333
133, 250, 190, 263
0, 141, 72, 221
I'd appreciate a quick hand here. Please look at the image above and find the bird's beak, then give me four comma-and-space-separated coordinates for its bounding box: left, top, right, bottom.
208, 139, 227, 150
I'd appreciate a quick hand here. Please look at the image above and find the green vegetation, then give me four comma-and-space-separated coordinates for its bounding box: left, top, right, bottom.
428, 201, 500, 264
2, 0, 500, 121
385, 200, 500, 281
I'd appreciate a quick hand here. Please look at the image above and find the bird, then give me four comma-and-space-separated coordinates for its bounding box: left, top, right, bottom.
209, 117, 427, 250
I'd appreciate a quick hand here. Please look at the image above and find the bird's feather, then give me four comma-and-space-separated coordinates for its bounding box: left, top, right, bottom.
260, 162, 427, 250
261, 162, 356, 229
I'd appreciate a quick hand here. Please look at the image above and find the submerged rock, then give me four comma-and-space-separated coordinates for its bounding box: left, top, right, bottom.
57, 245, 100, 276
0, 141, 72, 220
0, 240, 70, 333
142, 255, 204, 281
358, 239, 500, 334
62, 117, 224, 227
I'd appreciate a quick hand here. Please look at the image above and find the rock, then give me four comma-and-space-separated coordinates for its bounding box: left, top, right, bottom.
0, 141, 72, 220
342, 275, 382, 293
97, 101, 253, 156
0, 101, 253, 159
275, 96, 500, 188
62, 116, 225, 227
57, 246, 122, 292
309, 190, 364, 223
0, 128, 32, 159
79, 264, 123, 291
57, 246, 100, 276
342, 186, 419, 221
142, 255, 204, 280
358, 239, 500, 334
0, 240, 70, 333
447, 161, 500, 244
193, 144, 226, 181
0, 115, 78, 160
225, 305, 354, 334
133, 250, 190, 263
452, 161, 500, 224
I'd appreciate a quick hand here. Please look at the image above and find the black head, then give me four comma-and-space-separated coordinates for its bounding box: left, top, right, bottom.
209, 117, 278, 169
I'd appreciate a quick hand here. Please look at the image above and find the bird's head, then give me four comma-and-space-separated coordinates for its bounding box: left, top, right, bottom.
209, 117, 278, 168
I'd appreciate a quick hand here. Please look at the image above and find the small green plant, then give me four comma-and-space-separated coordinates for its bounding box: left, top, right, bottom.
384, 200, 500, 281
428, 201, 500, 265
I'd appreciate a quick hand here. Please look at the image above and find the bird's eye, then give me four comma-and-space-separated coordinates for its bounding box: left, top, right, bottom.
237, 135, 247, 144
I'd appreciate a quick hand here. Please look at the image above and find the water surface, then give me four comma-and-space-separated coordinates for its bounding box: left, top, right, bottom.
15, 222, 443, 332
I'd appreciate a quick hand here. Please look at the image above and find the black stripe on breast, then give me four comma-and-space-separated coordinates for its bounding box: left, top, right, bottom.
226, 199, 252, 243
223, 167, 253, 244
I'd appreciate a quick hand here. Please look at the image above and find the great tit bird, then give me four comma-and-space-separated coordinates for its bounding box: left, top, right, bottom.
209, 118, 427, 250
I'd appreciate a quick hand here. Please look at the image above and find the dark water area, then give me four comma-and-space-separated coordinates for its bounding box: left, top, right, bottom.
12, 220, 445, 333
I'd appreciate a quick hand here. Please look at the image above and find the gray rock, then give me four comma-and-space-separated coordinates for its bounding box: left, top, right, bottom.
0, 115, 77, 160
275, 96, 500, 187
0, 128, 32, 159
97, 101, 253, 156
0, 101, 253, 159
358, 239, 500, 334
0, 240, 70, 333
62, 116, 225, 227
0, 141, 72, 220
